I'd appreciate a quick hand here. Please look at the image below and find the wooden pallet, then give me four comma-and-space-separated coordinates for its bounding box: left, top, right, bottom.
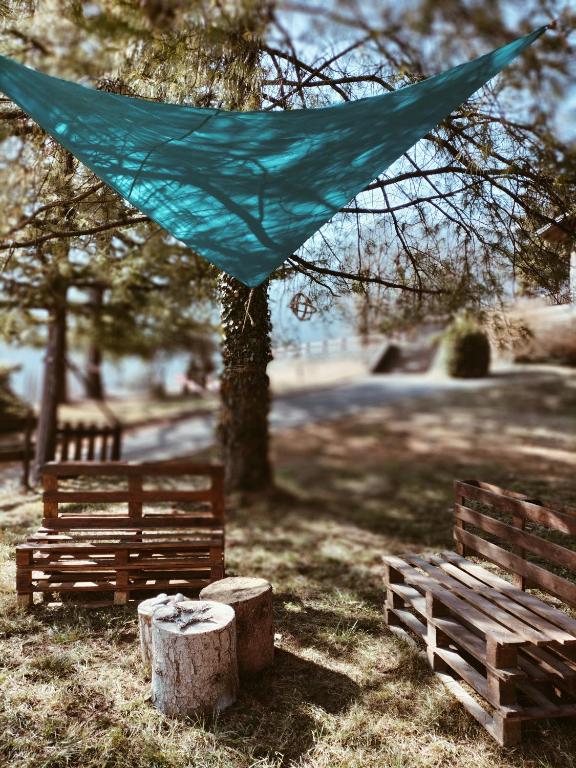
384, 481, 576, 746
16, 461, 225, 607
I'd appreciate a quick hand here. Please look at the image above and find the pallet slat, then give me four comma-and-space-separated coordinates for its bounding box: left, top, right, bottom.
454, 528, 576, 608
455, 504, 576, 574
427, 554, 576, 645
41, 515, 221, 530
441, 551, 576, 636
454, 480, 576, 536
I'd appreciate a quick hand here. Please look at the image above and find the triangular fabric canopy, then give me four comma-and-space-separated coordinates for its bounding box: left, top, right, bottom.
0, 26, 547, 286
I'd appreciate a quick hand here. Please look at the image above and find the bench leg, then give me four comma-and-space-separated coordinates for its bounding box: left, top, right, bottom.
16, 549, 33, 609
492, 714, 522, 747
426, 593, 451, 672
486, 637, 522, 746
210, 547, 224, 582
114, 551, 129, 606
17, 592, 33, 609
383, 562, 405, 627
486, 638, 518, 707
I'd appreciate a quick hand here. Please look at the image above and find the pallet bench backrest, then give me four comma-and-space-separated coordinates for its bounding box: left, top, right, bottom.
454, 480, 576, 608
41, 461, 224, 531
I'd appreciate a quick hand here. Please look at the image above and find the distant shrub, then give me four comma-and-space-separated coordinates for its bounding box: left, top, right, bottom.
444, 316, 491, 378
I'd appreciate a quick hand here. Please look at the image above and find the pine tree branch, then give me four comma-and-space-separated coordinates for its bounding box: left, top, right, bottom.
288, 254, 444, 294
0, 215, 151, 251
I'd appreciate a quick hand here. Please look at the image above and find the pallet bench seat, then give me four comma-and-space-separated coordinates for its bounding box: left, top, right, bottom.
16, 461, 225, 607
384, 480, 576, 746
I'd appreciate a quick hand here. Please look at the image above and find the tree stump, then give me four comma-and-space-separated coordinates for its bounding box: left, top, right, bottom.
137, 593, 186, 670
151, 599, 238, 717
200, 576, 274, 676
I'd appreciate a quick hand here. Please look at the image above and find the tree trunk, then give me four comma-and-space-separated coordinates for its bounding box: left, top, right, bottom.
85, 286, 105, 400
33, 302, 67, 482
218, 274, 273, 493
151, 600, 238, 717
54, 301, 68, 405
200, 576, 274, 677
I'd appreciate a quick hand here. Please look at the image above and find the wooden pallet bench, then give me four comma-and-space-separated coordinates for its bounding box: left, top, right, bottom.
16, 461, 225, 607
383, 480, 576, 746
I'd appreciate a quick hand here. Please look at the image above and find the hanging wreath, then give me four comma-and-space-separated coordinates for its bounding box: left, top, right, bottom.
289, 292, 317, 321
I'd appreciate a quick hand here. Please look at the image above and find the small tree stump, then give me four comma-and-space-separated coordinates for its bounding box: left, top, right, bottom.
200, 576, 274, 676
151, 599, 238, 717
138, 593, 186, 670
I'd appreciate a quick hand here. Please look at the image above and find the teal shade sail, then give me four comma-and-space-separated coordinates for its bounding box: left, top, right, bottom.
0, 26, 547, 286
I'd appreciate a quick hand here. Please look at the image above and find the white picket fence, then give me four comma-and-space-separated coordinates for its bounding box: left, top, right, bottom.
272, 334, 386, 360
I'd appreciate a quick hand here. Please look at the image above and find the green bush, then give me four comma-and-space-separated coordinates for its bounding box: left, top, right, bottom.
444, 316, 491, 378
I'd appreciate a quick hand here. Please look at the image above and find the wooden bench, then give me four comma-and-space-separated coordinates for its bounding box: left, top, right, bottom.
16, 461, 225, 608
383, 480, 576, 746
55, 422, 123, 462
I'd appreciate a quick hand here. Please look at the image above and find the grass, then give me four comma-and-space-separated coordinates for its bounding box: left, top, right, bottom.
1, 366, 576, 767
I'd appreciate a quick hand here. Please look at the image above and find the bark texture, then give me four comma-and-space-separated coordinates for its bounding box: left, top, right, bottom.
218, 274, 273, 492
33, 299, 67, 482
85, 286, 105, 400
151, 599, 238, 717
138, 592, 186, 671
200, 576, 274, 676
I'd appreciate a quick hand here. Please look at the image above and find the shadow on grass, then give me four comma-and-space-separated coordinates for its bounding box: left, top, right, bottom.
220, 648, 360, 765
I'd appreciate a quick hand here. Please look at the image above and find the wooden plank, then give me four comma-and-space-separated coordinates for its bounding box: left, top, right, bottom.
21, 539, 223, 553
111, 426, 122, 461
427, 554, 576, 645
211, 467, 225, 522
511, 512, 526, 590
41, 515, 221, 530
100, 429, 109, 462
523, 644, 576, 682
454, 528, 576, 607
386, 607, 427, 640
73, 422, 84, 461
0, 447, 27, 461
42, 474, 59, 519
431, 616, 525, 681
434, 671, 495, 730
455, 504, 576, 574
42, 461, 223, 477
454, 480, 576, 535
387, 582, 426, 616
128, 476, 142, 518
511, 702, 576, 721
434, 648, 491, 706
29, 556, 221, 571
43, 489, 215, 504
455, 480, 534, 502
26, 532, 223, 545
383, 557, 523, 643
87, 424, 96, 461
30, 577, 213, 592
442, 551, 576, 637
405, 555, 549, 645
